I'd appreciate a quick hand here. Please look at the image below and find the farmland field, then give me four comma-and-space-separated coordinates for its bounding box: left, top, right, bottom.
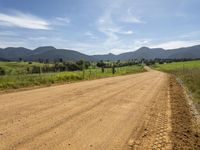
0, 62, 51, 75
0, 62, 145, 90
153, 60, 200, 109
153, 60, 200, 72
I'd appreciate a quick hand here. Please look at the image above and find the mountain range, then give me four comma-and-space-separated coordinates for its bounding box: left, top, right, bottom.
0, 45, 200, 61
0, 46, 95, 61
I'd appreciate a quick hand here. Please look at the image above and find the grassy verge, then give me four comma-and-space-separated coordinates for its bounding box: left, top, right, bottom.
0, 65, 145, 90
153, 60, 200, 108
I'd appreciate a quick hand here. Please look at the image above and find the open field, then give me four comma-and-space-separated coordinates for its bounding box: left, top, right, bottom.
153, 60, 200, 72
0, 62, 51, 75
0, 62, 144, 90
153, 60, 200, 110
0, 69, 199, 149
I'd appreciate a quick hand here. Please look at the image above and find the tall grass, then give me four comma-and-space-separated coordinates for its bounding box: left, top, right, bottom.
0, 62, 49, 75
0, 65, 145, 90
153, 60, 200, 108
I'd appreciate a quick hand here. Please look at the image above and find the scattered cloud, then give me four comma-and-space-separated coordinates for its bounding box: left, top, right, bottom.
84, 31, 97, 39
85, 31, 93, 36
151, 40, 200, 49
97, 11, 120, 49
103, 27, 134, 35
53, 17, 70, 26
56, 17, 70, 23
118, 30, 133, 35
120, 9, 144, 24
121, 15, 143, 24
94, 3, 141, 54
0, 11, 50, 30
96, 8, 135, 51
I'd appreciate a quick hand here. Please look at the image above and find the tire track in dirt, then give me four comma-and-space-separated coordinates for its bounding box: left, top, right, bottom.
126, 73, 172, 150
127, 74, 200, 150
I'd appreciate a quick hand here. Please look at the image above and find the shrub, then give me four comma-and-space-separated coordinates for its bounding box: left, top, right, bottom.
0, 67, 5, 76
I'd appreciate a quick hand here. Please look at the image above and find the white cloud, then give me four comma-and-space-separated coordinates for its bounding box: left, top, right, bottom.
56, 17, 70, 23
97, 11, 120, 48
151, 40, 200, 49
121, 16, 143, 24
54, 17, 70, 25
119, 30, 133, 35
84, 31, 97, 39
105, 28, 133, 35
120, 8, 144, 24
94, 3, 142, 54
95, 1, 145, 53
96, 8, 135, 51
0, 11, 50, 30
85, 31, 93, 36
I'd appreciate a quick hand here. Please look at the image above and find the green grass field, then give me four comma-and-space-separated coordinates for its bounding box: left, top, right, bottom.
153, 60, 200, 73
0, 62, 145, 90
153, 60, 200, 106
0, 62, 53, 75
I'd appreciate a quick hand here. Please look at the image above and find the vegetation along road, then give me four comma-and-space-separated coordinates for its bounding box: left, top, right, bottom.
0, 68, 199, 149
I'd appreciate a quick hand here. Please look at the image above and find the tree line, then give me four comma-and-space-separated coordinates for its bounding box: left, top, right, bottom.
0, 57, 199, 76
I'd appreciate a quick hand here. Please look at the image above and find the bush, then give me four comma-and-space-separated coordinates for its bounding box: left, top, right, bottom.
0, 67, 5, 76
31, 66, 42, 74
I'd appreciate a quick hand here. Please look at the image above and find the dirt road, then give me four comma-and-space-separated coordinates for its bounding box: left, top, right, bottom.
0, 69, 198, 149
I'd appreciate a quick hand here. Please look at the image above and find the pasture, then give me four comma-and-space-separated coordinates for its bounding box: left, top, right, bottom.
153, 60, 200, 107
0, 62, 145, 90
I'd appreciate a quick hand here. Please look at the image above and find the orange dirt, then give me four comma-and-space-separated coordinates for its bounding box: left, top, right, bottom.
169, 76, 200, 149
0, 69, 199, 150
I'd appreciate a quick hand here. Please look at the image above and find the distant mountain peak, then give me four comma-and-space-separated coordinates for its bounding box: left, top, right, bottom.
34, 46, 56, 51
4, 47, 28, 50
137, 47, 151, 51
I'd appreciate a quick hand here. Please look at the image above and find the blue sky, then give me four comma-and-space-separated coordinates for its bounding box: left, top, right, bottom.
0, 0, 200, 54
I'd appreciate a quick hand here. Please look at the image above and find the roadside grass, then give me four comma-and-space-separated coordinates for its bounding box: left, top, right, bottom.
0, 61, 52, 75
153, 60, 200, 107
0, 65, 145, 90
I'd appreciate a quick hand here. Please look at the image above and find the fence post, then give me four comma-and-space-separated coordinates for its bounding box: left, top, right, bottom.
82, 61, 85, 79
